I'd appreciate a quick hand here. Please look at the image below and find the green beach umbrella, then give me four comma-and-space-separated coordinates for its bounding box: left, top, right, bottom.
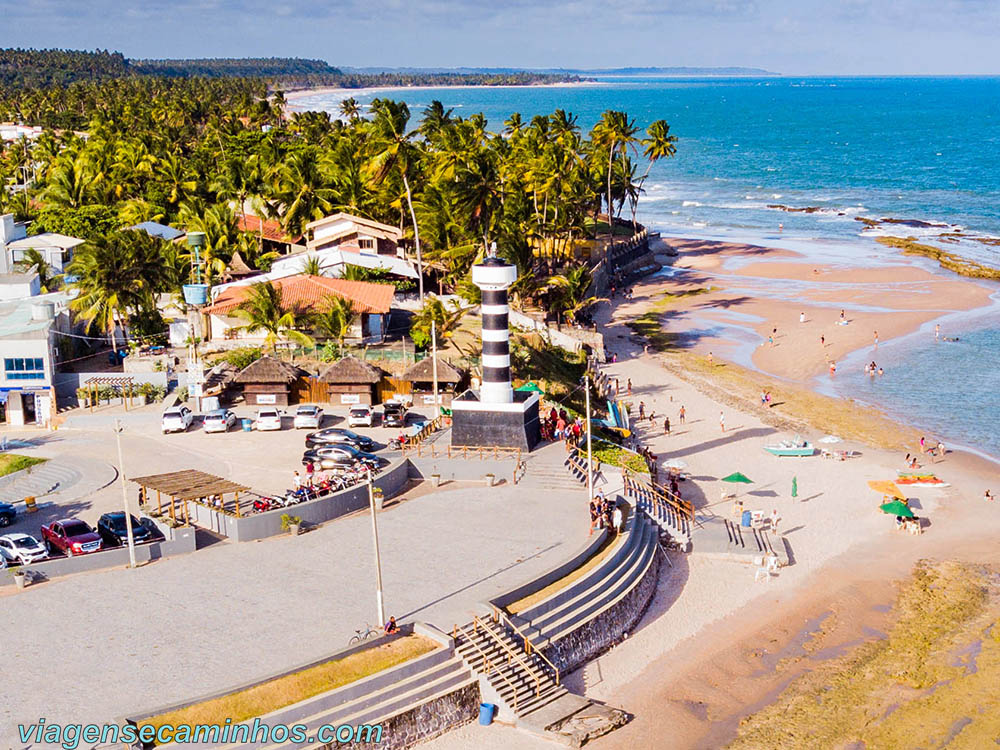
515, 381, 545, 394
721, 472, 753, 484
879, 500, 914, 518
791, 476, 798, 498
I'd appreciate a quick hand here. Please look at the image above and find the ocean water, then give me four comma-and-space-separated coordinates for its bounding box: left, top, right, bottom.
296, 77, 1000, 458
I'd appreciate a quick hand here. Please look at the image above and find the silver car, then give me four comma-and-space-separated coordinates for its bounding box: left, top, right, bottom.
0, 532, 48, 565
293, 404, 324, 430
204, 409, 238, 433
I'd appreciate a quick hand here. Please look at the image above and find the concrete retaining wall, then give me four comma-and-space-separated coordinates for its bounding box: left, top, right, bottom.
0, 524, 196, 587
541, 546, 662, 675
408, 455, 519, 485
192, 458, 413, 543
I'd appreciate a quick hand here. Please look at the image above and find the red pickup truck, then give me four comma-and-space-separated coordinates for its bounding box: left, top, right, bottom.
41, 518, 102, 556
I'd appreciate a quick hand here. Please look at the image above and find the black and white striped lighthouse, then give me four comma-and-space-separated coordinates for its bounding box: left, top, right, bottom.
472, 256, 518, 404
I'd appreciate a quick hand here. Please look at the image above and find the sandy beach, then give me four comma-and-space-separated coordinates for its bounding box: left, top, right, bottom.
423, 236, 1000, 750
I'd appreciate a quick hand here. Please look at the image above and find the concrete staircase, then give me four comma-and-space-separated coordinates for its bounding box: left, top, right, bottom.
204, 644, 474, 750
623, 474, 692, 551
0, 458, 82, 504
512, 509, 659, 650
521, 444, 589, 492
453, 617, 568, 719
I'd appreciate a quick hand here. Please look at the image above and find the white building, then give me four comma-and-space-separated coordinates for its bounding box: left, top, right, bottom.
0, 291, 71, 426
4, 232, 85, 274
0, 271, 41, 302
0, 123, 43, 142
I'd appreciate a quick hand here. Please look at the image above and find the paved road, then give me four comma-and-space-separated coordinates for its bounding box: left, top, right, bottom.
2, 436, 586, 742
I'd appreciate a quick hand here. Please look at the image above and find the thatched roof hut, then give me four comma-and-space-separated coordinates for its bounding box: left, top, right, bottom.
234, 355, 302, 384
319, 356, 383, 405
402, 357, 463, 384
319, 356, 382, 384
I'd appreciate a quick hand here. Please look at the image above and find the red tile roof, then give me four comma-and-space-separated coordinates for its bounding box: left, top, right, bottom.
203, 275, 395, 316
236, 214, 300, 243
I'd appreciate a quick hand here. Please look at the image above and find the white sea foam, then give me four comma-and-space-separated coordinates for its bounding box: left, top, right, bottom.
682, 200, 703, 207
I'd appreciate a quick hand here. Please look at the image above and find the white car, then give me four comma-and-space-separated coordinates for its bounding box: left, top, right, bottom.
161, 406, 194, 434
203, 409, 238, 433
0, 532, 48, 565
255, 408, 283, 431
293, 405, 324, 430
348, 405, 373, 427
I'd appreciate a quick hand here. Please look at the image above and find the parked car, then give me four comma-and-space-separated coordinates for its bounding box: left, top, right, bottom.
161, 406, 194, 434
255, 408, 283, 431
303, 444, 382, 469
0, 532, 48, 565
348, 404, 373, 427
97, 512, 153, 547
203, 409, 238, 433
304, 427, 375, 452
0, 501, 15, 527
293, 404, 324, 430
40, 518, 102, 556
382, 401, 408, 428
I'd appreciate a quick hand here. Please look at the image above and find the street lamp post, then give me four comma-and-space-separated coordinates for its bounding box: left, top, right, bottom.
113, 419, 136, 568
367, 471, 386, 628
585, 374, 594, 504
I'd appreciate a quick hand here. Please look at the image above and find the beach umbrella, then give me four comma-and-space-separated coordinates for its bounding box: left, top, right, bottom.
867, 480, 906, 501
665, 459, 688, 470
819, 435, 843, 444
880, 499, 914, 518
791, 476, 798, 498
515, 381, 545, 394
722, 472, 753, 484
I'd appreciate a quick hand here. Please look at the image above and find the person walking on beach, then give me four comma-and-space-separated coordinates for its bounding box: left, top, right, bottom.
820, 335, 825, 347
985, 489, 994, 503
799, 312, 806, 324
935, 324, 940, 340
829, 361, 837, 375
649, 410, 656, 425
638, 401, 645, 420
874, 330, 879, 348
707, 352, 713, 365
768, 334, 774, 348
840, 309, 846, 324
664, 416, 671, 435
770, 508, 781, 532
627, 378, 632, 396
937, 441, 945, 458
919, 436, 926, 454
678, 405, 686, 423
719, 411, 726, 433
612, 505, 624, 535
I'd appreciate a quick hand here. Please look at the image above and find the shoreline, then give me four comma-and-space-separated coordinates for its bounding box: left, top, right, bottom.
646, 234, 1000, 462
283, 80, 602, 112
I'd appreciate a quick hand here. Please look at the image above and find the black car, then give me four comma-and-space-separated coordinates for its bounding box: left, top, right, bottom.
0, 502, 15, 527
305, 428, 375, 452
303, 444, 382, 469
97, 512, 152, 547
382, 402, 408, 428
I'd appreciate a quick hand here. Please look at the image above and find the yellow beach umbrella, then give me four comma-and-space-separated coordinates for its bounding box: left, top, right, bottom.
867, 480, 906, 501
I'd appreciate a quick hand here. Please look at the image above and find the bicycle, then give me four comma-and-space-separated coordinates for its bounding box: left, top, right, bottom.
349, 623, 380, 645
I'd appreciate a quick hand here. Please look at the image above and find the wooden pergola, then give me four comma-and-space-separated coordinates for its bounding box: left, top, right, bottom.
83, 375, 138, 412
131, 469, 250, 524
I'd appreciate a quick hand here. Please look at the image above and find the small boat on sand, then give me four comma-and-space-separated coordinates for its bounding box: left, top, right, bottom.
764, 436, 815, 457
896, 474, 950, 487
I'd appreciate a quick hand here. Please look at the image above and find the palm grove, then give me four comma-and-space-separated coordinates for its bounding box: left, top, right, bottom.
0, 73, 676, 352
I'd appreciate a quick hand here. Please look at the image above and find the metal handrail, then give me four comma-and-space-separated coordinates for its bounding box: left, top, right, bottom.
446, 444, 522, 460
453, 622, 519, 713
624, 469, 694, 522
492, 607, 560, 685
473, 615, 544, 697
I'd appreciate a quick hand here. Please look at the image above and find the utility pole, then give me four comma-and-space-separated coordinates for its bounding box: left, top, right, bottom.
585, 374, 594, 504
367, 470, 386, 628
431, 319, 439, 416
114, 419, 136, 568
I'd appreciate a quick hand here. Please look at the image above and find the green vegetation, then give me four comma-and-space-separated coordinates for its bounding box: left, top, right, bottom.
139, 635, 437, 733
876, 236, 1000, 280
220, 347, 263, 370
591, 439, 649, 473
0, 454, 47, 477
728, 560, 1000, 749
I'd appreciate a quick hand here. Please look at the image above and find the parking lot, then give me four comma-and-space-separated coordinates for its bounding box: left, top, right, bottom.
0, 399, 436, 564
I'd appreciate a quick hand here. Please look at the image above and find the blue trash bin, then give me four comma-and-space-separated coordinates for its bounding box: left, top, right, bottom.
478, 703, 495, 726
741, 509, 752, 527
241, 418, 253, 432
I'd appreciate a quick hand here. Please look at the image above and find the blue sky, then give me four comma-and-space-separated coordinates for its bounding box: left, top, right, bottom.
3, 0, 999, 74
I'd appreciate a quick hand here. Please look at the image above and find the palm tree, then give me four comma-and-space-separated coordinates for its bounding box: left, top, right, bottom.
312, 295, 358, 348
409, 296, 466, 351
273, 149, 335, 238
367, 98, 425, 301
545, 264, 605, 325
633, 120, 678, 229
592, 111, 639, 239
236, 281, 314, 352
42, 152, 102, 208
14, 248, 57, 291
339, 97, 360, 122
300, 254, 324, 277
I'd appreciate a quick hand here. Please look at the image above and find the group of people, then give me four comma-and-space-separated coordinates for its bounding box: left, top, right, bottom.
541, 406, 584, 444
589, 490, 624, 535
864, 361, 884, 377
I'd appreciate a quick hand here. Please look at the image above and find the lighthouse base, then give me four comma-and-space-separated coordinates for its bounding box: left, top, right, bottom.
449, 390, 541, 451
